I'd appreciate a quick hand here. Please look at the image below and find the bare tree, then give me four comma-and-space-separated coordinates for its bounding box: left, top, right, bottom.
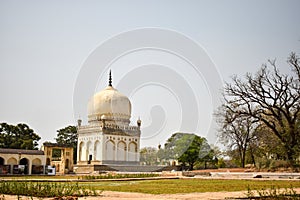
216, 104, 258, 167
223, 52, 300, 165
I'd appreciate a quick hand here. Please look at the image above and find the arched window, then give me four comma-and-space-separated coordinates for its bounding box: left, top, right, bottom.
128, 142, 137, 161
117, 141, 126, 161
94, 140, 101, 161
105, 140, 115, 160
79, 141, 85, 161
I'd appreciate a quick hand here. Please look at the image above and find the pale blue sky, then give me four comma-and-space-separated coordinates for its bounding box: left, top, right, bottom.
0, 0, 299, 148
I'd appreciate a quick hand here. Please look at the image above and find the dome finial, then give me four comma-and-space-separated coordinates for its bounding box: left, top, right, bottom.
109, 70, 112, 86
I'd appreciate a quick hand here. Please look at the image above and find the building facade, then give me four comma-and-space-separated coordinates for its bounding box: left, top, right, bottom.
0, 148, 46, 175
77, 71, 141, 166
42, 143, 74, 174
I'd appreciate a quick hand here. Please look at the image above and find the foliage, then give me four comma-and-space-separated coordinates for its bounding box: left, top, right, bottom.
161, 133, 213, 170
1, 178, 300, 196
0, 181, 100, 197
246, 185, 300, 199
219, 52, 300, 165
85, 179, 300, 195
140, 147, 158, 165
216, 104, 259, 167
254, 124, 287, 160
0, 122, 41, 150
55, 125, 77, 163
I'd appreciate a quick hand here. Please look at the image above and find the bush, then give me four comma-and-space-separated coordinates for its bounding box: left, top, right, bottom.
217, 158, 226, 168
0, 181, 100, 197
269, 160, 290, 170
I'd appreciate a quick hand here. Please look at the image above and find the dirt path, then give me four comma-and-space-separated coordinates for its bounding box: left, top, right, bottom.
2, 188, 300, 200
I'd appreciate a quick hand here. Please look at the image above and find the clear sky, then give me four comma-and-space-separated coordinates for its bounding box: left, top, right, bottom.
0, 0, 299, 148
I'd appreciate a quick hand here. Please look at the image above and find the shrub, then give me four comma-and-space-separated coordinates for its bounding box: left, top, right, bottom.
0, 181, 101, 197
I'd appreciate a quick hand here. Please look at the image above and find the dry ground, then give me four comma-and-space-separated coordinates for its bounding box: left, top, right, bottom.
2, 188, 300, 200
1, 169, 300, 200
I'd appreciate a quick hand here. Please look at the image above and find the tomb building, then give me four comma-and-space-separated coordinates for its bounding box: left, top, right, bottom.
76, 71, 141, 166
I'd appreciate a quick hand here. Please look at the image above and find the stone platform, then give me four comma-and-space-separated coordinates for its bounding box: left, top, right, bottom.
74, 164, 178, 174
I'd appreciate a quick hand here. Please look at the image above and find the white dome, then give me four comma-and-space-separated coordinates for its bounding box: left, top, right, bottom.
88, 86, 131, 123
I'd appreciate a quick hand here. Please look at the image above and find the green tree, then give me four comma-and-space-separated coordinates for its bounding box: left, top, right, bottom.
55, 125, 77, 164
164, 133, 211, 170
222, 52, 300, 165
140, 147, 158, 165
0, 122, 41, 150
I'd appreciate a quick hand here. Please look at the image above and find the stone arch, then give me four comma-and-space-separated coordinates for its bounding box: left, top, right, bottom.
19, 158, 29, 174
105, 140, 115, 160
79, 141, 85, 161
117, 141, 126, 161
128, 142, 137, 161
86, 141, 92, 162
32, 158, 41, 165
7, 157, 17, 165
94, 140, 101, 161
0, 157, 4, 165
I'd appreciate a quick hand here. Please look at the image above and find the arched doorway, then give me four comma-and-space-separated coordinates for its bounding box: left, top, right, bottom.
19, 158, 29, 174
46, 158, 51, 165
0, 157, 4, 165
86, 141, 92, 163
65, 159, 69, 169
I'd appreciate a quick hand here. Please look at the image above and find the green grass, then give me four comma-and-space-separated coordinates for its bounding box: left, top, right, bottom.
0, 181, 100, 197
1, 175, 79, 180
1, 178, 300, 196
78, 179, 300, 194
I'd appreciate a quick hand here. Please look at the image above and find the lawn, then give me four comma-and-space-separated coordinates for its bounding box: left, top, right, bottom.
78, 179, 300, 194
1, 177, 300, 196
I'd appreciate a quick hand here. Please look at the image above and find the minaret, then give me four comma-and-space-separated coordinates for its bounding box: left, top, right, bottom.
108, 70, 112, 86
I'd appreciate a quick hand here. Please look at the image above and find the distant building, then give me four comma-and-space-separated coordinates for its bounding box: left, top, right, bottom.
76, 71, 141, 172
0, 143, 74, 175
0, 148, 45, 175
42, 143, 74, 174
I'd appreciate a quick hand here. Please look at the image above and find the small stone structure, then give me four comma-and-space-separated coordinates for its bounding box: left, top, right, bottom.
42, 143, 74, 174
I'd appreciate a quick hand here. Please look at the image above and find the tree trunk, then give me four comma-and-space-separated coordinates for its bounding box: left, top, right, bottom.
285, 145, 296, 167
189, 162, 194, 171
240, 148, 246, 168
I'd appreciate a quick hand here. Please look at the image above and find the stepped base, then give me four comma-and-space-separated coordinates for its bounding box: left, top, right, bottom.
74, 164, 179, 174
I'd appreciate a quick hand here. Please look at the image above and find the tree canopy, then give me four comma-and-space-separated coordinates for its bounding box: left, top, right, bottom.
0, 122, 41, 150
161, 132, 212, 170
218, 52, 300, 166
216, 104, 259, 167
55, 125, 78, 163
140, 147, 158, 166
